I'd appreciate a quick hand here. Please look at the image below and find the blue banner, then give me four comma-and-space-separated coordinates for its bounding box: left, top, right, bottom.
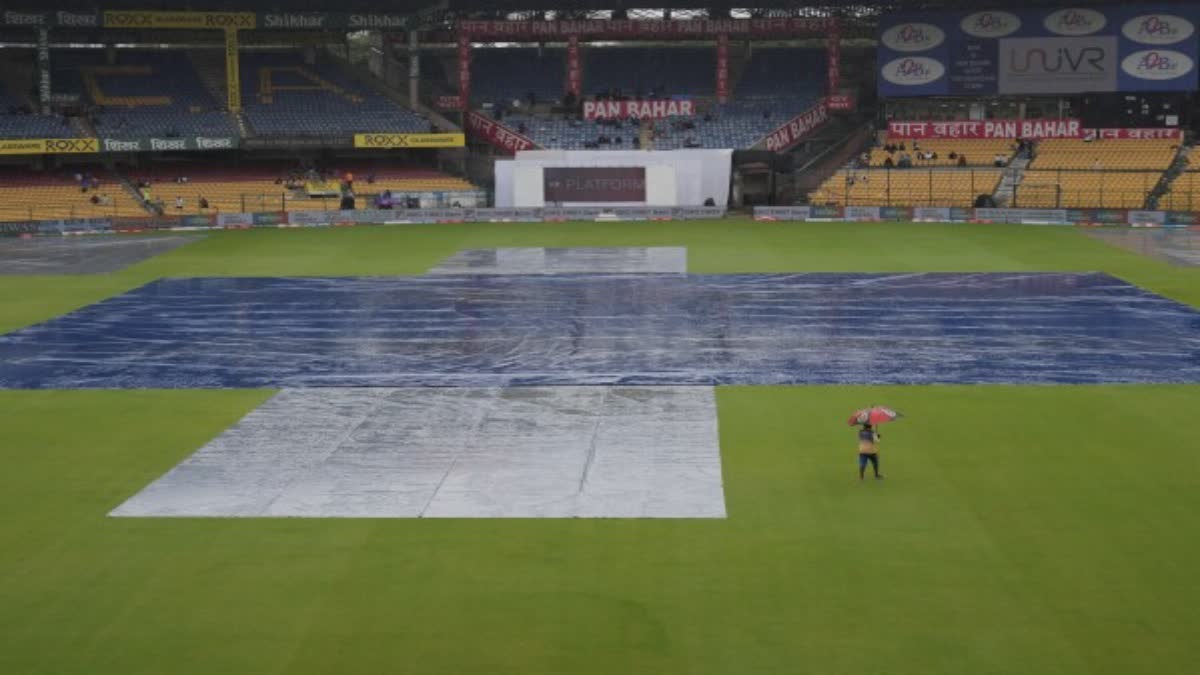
879, 4, 1200, 97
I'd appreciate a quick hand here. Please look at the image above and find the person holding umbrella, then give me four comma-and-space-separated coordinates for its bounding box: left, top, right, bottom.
848, 406, 901, 481
857, 424, 883, 481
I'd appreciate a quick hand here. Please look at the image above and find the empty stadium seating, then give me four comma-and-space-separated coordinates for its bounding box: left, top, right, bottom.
53, 51, 238, 138
240, 53, 430, 136
870, 139, 1016, 168
129, 163, 477, 214
584, 47, 715, 97
0, 85, 81, 139
1015, 171, 1160, 208
1030, 139, 1179, 171
470, 48, 566, 106
809, 169, 1002, 207
736, 48, 826, 99
0, 167, 148, 221
1160, 171, 1200, 210
472, 46, 827, 150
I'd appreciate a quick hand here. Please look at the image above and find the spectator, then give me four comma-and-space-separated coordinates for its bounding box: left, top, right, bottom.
175, 196, 185, 211
898, 153, 913, 168
957, 155, 968, 167
198, 196, 209, 210
367, 172, 376, 185
89, 194, 100, 205
993, 153, 1007, 167
949, 151, 958, 160
883, 156, 895, 168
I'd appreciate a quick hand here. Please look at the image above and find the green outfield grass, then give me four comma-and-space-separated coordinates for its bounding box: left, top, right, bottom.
1, 220, 1197, 675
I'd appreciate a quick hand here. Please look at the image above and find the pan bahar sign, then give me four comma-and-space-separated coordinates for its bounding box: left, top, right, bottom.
887, 119, 1083, 138
582, 99, 696, 120
762, 101, 830, 152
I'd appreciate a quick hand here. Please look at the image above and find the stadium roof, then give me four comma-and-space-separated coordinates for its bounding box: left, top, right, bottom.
2, 0, 1130, 13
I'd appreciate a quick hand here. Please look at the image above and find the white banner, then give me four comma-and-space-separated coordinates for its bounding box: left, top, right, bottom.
582, 99, 696, 120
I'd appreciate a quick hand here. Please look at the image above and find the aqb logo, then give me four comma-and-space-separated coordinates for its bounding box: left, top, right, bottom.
882, 57, 945, 86
1122, 15, 1194, 45
880, 23, 945, 52
1122, 49, 1195, 80
1044, 8, 1106, 36
960, 11, 1020, 38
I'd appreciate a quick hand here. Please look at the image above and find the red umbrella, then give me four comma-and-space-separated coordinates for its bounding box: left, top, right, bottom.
847, 406, 902, 426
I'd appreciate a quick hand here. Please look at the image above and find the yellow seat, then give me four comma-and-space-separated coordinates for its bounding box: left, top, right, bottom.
810, 169, 1002, 207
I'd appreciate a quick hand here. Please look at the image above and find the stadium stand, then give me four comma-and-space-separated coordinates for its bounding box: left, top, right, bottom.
52, 51, 238, 138
129, 163, 477, 214
1160, 170, 1200, 210
1015, 171, 1162, 208
584, 47, 715, 97
0, 84, 81, 139
809, 169, 1002, 207
469, 48, 566, 106
869, 139, 1017, 168
239, 53, 431, 137
1030, 138, 1179, 170
0, 167, 147, 221
494, 46, 828, 150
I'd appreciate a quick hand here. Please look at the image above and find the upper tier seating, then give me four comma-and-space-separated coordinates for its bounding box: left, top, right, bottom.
870, 139, 1016, 167
473, 47, 828, 150
809, 169, 1002, 207
584, 48, 714, 97
1030, 139, 1179, 170
1017, 171, 1161, 208
470, 49, 566, 106
0, 84, 81, 139
736, 48, 826, 99
240, 53, 429, 136
0, 167, 147, 221
504, 96, 817, 151
53, 51, 238, 138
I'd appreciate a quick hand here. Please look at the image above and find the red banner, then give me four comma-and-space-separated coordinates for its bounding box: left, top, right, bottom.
456, 33, 471, 112
1087, 128, 1182, 140
826, 23, 841, 94
465, 111, 539, 154
887, 119, 1084, 139
457, 19, 832, 40
566, 36, 581, 98
826, 94, 855, 111
582, 99, 696, 120
763, 101, 830, 152
715, 34, 729, 104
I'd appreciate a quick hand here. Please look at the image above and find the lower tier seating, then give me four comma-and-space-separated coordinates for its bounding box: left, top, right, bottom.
809, 169, 1002, 207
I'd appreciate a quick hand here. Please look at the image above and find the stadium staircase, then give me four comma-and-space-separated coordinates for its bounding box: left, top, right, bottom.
331, 56, 461, 133
992, 157, 1030, 207
790, 122, 874, 203
188, 50, 250, 136
1147, 143, 1193, 208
